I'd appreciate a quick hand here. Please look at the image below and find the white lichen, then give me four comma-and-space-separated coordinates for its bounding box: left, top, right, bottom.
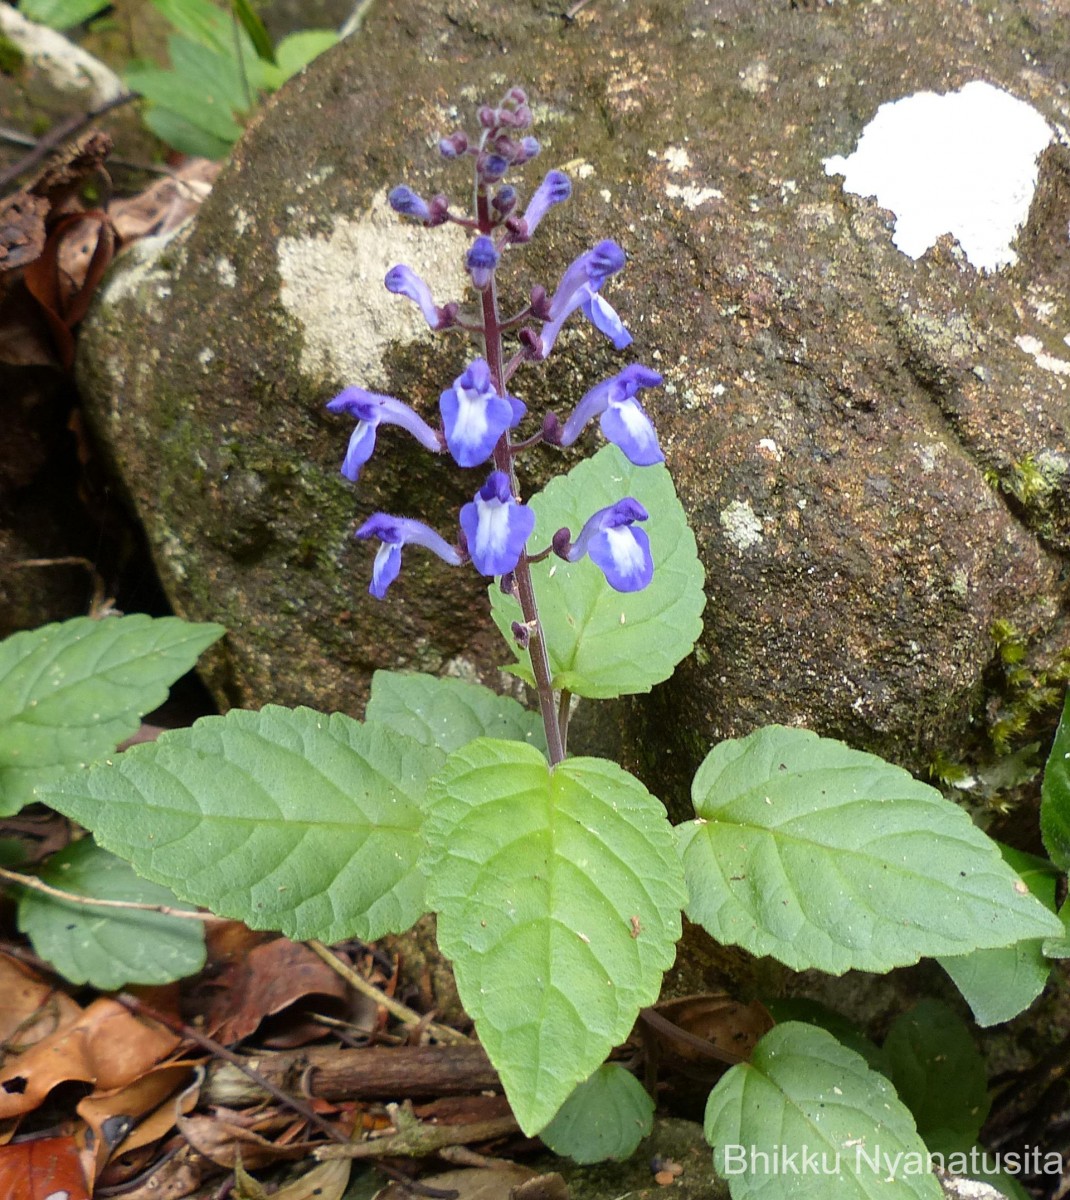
719, 500, 764, 552
824, 81, 1052, 271
276, 189, 469, 386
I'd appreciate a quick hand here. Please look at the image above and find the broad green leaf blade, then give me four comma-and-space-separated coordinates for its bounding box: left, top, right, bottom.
1041, 689, 1070, 870
539, 1064, 654, 1163
17, 839, 205, 989
40, 707, 444, 943
937, 845, 1057, 1025
365, 671, 546, 756
705, 1022, 942, 1199
881, 1000, 989, 1154
18, 0, 109, 29
150, 0, 254, 57
273, 29, 338, 78
762, 998, 884, 1072
490, 445, 705, 698
0, 615, 224, 816
166, 33, 252, 115
676, 726, 1063, 974
125, 67, 245, 142
1043, 899, 1070, 959
422, 740, 685, 1134
142, 106, 235, 158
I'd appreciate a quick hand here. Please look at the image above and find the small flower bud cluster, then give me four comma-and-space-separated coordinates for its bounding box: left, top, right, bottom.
325, 89, 668, 606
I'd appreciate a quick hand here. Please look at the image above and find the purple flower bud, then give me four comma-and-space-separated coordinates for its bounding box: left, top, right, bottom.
439, 131, 468, 159
479, 105, 497, 128
566, 499, 653, 592
385, 264, 443, 329
388, 186, 431, 222
517, 170, 571, 240
517, 136, 541, 162
439, 359, 523, 467
459, 471, 536, 577
506, 87, 528, 106
511, 619, 531, 649
479, 153, 510, 183
326, 387, 442, 482
466, 236, 500, 290
492, 185, 518, 216
427, 194, 451, 226
355, 513, 462, 599
559, 364, 664, 465
513, 105, 533, 129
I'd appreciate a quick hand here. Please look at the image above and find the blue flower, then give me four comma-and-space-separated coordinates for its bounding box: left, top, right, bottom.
388, 186, 431, 222
460, 472, 536, 576
440, 360, 524, 467
326, 388, 442, 482
563, 499, 653, 592
559, 365, 664, 466
355, 514, 462, 599
385, 265, 444, 329
518, 170, 571, 239
539, 240, 631, 357
466, 236, 499, 291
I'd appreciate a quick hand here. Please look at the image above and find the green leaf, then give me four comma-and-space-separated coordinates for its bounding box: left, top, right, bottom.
17, 838, 206, 989
142, 105, 235, 158
39, 707, 443, 943
0, 615, 224, 816
166, 33, 252, 115
150, 0, 252, 57
880, 1000, 989, 1154
422, 740, 685, 1134
1043, 899, 1070, 959
1041, 689, 1070, 870
230, 0, 274, 63
489, 445, 705, 698
539, 1064, 654, 1163
937, 845, 1057, 1025
676, 726, 1063, 974
126, 66, 245, 142
273, 29, 338, 78
762, 998, 885, 1072
18, 0, 110, 29
705, 1022, 942, 1199
365, 671, 546, 756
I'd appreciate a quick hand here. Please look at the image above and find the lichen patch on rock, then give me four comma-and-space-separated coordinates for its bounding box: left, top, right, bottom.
276, 189, 468, 387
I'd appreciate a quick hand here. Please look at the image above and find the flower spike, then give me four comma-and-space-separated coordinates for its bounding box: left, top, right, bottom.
326, 388, 442, 482
440, 360, 524, 467
355, 514, 462, 599
559, 499, 653, 592
460, 472, 536, 577
558, 365, 665, 466
385, 265, 445, 329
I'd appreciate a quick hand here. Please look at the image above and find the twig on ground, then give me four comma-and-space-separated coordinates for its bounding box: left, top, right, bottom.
114, 993, 350, 1145
307, 939, 469, 1045
315, 1101, 518, 1161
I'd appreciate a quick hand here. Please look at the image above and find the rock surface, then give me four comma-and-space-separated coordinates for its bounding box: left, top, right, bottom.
77, 0, 1070, 802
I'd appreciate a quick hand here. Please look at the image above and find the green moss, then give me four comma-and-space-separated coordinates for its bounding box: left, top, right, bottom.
0, 34, 25, 75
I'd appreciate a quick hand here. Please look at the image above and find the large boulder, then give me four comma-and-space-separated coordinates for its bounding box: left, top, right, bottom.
77, 0, 1070, 802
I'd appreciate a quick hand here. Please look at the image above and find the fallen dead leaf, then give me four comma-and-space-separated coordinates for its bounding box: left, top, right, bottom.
0, 998, 178, 1119
0, 953, 82, 1053
234, 1155, 351, 1200
0, 1134, 89, 1200
378, 1165, 547, 1200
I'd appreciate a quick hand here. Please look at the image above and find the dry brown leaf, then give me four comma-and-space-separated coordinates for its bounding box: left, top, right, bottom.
654, 993, 774, 1066
109, 158, 220, 241
0, 953, 82, 1053
77, 1061, 199, 1180
205, 937, 348, 1047
0, 1134, 89, 1200
378, 1165, 546, 1200
235, 1155, 351, 1200
0, 998, 178, 1119
175, 1106, 315, 1170
116, 1141, 219, 1200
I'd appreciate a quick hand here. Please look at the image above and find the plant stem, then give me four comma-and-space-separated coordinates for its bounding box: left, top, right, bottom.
476, 190, 564, 765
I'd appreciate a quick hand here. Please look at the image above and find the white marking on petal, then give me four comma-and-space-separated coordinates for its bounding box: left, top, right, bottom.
476, 498, 512, 559
452, 385, 490, 447
605, 526, 646, 578
616, 399, 657, 449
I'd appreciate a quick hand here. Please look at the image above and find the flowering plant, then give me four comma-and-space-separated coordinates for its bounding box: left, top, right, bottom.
28, 89, 1068, 1190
